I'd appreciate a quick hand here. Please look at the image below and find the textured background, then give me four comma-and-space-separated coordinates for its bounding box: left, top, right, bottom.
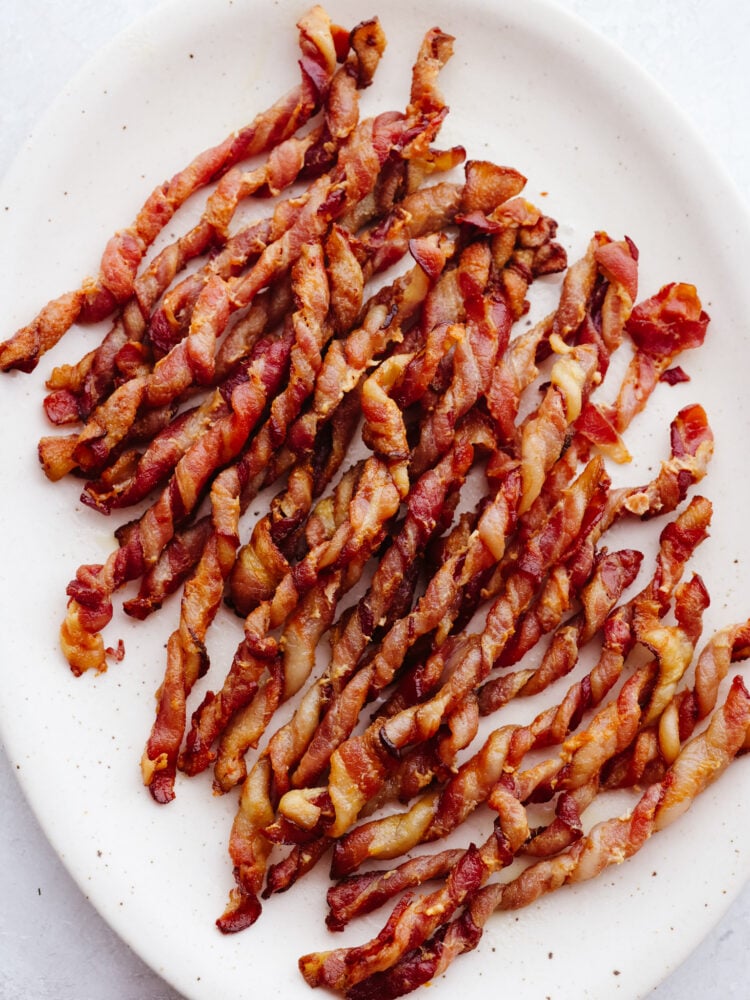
1, 1, 749, 997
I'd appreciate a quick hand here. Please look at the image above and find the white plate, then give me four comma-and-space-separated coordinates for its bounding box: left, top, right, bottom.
2, 1, 750, 998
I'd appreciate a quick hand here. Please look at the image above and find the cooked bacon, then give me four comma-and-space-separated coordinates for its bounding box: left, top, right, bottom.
215, 756, 276, 933
287, 428, 483, 790
141, 240, 339, 800
273, 456, 607, 844
330, 678, 750, 1000
612, 282, 710, 432
342, 677, 750, 1000
179, 454, 402, 788
478, 547, 643, 714
603, 615, 750, 789
42, 123, 317, 429
0, 6, 344, 374
636, 573, 710, 726
409, 226, 566, 479
326, 849, 465, 931
297, 349, 601, 796
122, 516, 213, 621
300, 829, 514, 993
60, 329, 292, 676
80, 390, 231, 512
202, 308, 494, 787
484, 231, 628, 445
41, 66, 451, 481
206, 470, 376, 793
328, 493, 710, 877
143, 18, 385, 360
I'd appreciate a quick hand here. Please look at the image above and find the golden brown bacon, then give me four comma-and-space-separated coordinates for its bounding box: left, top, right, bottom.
284, 422, 488, 792
273, 456, 607, 845
477, 547, 643, 713
6, 9, 744, 995
179, 460, 367, 784
191, 266, 496, 785
0, 6, 344, 375
213, 203, 574, 921
335, 677, 750, 1000
60, 330, 293, 676
326, 493, 711, 878
141, 240, 336, 801
603, 617, 750, 789
40, 49, 451, 483
58, 27, 462, 678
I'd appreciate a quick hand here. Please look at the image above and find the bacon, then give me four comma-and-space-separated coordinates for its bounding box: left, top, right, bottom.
328, 492, 710, 877
141, 240, 341, 800
612, 282, 710, 432
40, 65, 451, 481
346, 678, 750, 1000
326, 849, 465, 931
603, 615, 750, 789
409, 212, 567, 478
208, 475, 378, 793
179, 453, 402, 789
478, 547, 643, 713
287, 428, 483, 790
278, 318, 597, 799
60, 329, 292, 676
300, 833, 510, 993
273, 456, 607, 844
143, 18, 385, 359
0, 6, 344, 374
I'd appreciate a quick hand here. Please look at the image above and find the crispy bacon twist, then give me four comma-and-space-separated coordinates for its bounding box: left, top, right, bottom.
0, 5, 345, 374
322, 676, 750, 1000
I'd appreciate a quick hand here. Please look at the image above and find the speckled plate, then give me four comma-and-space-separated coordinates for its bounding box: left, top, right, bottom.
1, 1, 750, 998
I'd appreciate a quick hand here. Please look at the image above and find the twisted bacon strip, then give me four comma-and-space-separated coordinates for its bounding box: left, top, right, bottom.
47, 11, 386, 433
330, 675, 750, 1000
327, 492, 711, 877
611, 281, 710, 432
0, 5, 344, 374
140, 239, 338, 801
477, 547, 643, 714
60, 328, 293, 675
43, 45, 451, 481
603, 617, 750, 789
273, 454, 607, 846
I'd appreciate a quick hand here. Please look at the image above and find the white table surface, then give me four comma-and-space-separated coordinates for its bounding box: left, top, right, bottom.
2, 2, 749, 998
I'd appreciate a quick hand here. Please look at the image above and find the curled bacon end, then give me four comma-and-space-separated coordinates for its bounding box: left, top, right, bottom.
576, 400, 631, 463
670, 402, 712, 460
215, 887, 262, 934
626, 282, 709, 359
594, 236, 638, 302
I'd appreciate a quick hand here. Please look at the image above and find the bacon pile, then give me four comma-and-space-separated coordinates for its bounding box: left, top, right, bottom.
3, 7, 749, 1000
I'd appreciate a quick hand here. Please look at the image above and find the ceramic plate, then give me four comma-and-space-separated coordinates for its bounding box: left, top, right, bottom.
2, 1, 750, 998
